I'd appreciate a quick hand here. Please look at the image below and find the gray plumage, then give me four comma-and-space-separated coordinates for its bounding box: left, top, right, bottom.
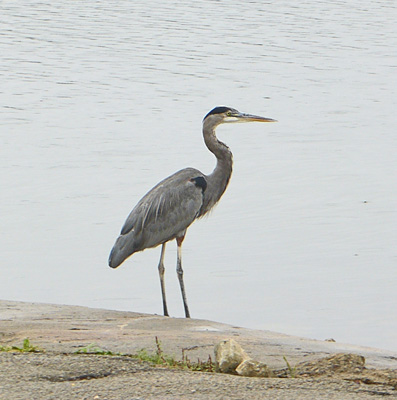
109, 168, 205, 267
108, 106, 276, 318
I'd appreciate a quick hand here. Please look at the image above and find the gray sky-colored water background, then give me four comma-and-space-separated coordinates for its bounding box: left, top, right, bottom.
1, 1, 396, 351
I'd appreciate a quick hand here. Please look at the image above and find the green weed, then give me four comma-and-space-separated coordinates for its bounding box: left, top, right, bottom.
0, 338, 42, 353
135, 337, 214, 372
283, 356, 298, 378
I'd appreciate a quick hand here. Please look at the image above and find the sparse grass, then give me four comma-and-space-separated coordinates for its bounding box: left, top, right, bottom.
0, 338, 42, 353
181, 345, 214, 372
0, 337, 295, 378
136, 337, 214, 372
283, 356, 298, 378
74, 343, 121, 355
136, 337, 176, 367
72, 337, 214, 372
0, 337, 212, 374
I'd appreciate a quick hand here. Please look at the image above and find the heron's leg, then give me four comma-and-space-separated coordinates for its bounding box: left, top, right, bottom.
158, 243, 169, 317
176, 236, 191, 318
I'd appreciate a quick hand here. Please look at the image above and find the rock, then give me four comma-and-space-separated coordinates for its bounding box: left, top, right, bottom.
273, 353, 366, 378
214, 339, 249, 373
236, 359, 273, 377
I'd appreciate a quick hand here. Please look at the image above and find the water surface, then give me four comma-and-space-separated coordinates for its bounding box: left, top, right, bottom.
1, 1, 396, 351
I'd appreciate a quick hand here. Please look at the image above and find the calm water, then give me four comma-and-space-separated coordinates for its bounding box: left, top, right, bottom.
1, 1, 396, 351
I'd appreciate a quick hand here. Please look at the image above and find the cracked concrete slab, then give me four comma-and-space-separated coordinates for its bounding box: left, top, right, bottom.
1, 300, 396, 399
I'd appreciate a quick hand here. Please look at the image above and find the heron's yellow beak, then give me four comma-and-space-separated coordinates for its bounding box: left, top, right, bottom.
237, 112, 277, 123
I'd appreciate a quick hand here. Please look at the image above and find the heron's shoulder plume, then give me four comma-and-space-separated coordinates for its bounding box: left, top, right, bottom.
190, 176, 207, 193
203, 106, 234, 121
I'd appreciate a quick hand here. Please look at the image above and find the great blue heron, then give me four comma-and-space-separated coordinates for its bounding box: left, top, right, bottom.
109, 106, 276, 318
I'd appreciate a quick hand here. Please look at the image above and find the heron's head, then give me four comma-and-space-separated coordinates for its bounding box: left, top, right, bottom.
203, 106, 277, 127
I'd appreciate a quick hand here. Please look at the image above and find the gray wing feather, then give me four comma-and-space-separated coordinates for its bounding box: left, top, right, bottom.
109, 168, 205, 268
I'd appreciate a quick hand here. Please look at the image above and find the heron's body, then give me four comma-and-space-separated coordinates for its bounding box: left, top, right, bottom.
109, 106, 276, 318
109, 168, 207, 267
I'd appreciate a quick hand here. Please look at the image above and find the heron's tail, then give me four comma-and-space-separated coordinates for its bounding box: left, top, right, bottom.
108, 233, 136, 269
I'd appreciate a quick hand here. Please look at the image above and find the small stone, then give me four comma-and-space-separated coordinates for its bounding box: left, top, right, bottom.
236, 359, 273, 377
214, 339, 249, 373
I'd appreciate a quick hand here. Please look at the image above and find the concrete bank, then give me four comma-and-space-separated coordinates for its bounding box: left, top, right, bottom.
1, 300, 396, 399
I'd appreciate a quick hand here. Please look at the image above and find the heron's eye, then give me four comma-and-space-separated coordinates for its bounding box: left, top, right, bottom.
226, 111, 232, 116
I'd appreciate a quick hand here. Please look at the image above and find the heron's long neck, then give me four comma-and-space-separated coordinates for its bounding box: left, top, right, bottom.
199, 121, 233, 216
